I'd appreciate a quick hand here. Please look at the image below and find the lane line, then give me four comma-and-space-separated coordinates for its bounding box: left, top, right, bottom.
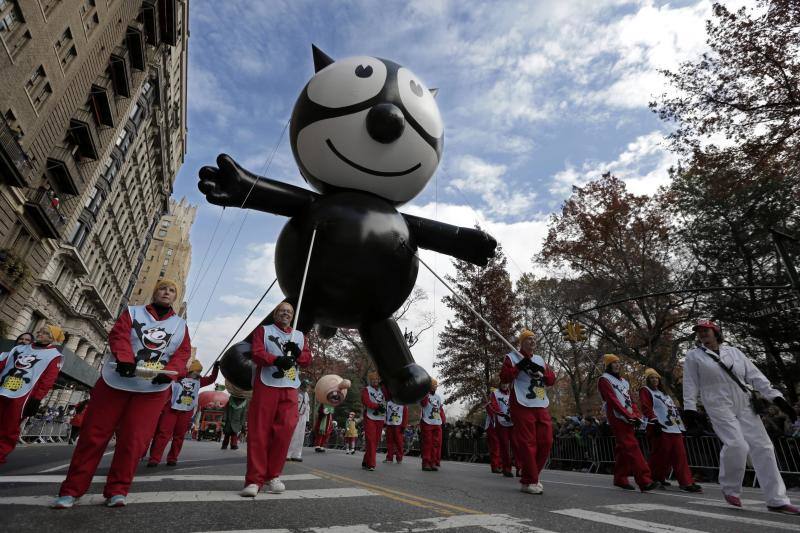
0, 474, 318, 483
604, 502, 800, 530
551, 508, 708, 532
309, 468, 482, 516
37, 450, 115, 473
0, 488, 376, 507
194, 513, 555, 533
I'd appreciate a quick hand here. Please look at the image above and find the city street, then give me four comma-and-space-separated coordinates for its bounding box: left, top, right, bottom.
1, 441, 798, 532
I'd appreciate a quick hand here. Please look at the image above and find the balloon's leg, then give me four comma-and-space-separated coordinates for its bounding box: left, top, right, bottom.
358, 318, 431, 404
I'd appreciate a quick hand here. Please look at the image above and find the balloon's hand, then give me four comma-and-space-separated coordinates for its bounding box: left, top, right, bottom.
198, 154, 253, 207
462, 228, 497, 267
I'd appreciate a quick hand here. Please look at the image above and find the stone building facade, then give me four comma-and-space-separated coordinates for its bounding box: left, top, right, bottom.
0, 0, 189, 405
129, 196, 195, 316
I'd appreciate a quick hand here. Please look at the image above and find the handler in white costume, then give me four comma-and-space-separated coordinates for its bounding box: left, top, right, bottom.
683, 319, 798, 514
287, 380, 311, 461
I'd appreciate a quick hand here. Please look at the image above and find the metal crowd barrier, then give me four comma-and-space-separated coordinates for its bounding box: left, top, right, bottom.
18, 419, 71, 444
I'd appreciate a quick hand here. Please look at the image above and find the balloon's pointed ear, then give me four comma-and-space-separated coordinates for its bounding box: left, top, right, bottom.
312, 44, 335, 72
429, 88, 439, 98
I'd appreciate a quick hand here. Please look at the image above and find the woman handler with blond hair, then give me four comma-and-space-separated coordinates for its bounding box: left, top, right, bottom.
0, 324, 64, 463
499, 329, 555, 494
54, 280, 191, 508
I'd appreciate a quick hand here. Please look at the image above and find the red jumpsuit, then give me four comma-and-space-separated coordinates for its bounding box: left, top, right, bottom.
420, 393, 446, 469
148, 366, 219, 464
313, 403, 334, 448
384, 402, 408, 463
0, 345, 62, 463
598, 376, 653, 489
638, 387, 694, 487
488, 390, 515, 474
59, 306, 191, 499
485, 408, 501, 472
245, 325, 311, 488
500, 356, 555, 486
361, 386, 386, 469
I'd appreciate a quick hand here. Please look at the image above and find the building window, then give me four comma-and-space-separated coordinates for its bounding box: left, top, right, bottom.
9, 227, 32, 258
161, 220, 170, 227
0, 1, 31, 57
69, 220, 89, 249
54, 27, 77, 71
80, 0, 97, 36
26, 311, 45, 333
84, 186, 104, 215
41, 0, 62, 17
166, 248, 173, 256
128, 102, 143, 126
25, 66, 52, 112
157, 229, 167, 237
114, 127, 131, 155
4, 108, 23, 140
102, 156, 120, 185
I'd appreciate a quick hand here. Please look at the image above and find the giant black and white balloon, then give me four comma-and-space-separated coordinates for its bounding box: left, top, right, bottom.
199, 45, 496, 403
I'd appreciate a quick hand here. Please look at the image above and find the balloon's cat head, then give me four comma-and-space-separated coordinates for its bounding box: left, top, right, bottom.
290, 45, 443, 205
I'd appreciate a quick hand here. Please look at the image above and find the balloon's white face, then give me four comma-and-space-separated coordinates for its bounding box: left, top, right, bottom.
290, 55, 444, 205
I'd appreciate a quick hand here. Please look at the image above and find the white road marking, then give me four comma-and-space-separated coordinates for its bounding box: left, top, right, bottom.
0, 488, 375, 506
0, 474, 318, 483
551, 508, 708, 532
604, 503, 800, 531
37, 450, 115, 473
195, 513, 554, 533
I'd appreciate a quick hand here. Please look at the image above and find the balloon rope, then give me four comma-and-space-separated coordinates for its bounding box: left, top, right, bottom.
405, 242, 520, 357
202, 277, 277, 375
292, 227, 318, 333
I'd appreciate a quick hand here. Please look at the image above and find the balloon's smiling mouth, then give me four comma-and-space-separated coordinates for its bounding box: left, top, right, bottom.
326, 139, 421, 177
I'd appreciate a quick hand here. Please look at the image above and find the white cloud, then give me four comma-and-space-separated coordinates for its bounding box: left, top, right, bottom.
448, 155, 537, 217
241, 242, 277, 286
549, 130, 677, 196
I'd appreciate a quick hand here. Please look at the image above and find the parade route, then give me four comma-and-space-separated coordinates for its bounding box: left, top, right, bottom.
1, 441, 798, 532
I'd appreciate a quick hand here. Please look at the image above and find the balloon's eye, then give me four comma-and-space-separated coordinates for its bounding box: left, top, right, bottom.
355, 65, 373, 78
410, 80, 423, 97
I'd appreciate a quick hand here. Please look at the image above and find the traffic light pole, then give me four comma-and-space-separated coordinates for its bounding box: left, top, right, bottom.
771, 228, 800, 300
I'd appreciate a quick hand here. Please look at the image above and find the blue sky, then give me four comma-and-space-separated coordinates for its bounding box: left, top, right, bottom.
174, 0, 752, 399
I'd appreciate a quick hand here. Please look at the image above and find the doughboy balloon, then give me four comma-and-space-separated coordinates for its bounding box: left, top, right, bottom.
199, 45, 496, 404
315, 374, 352, 407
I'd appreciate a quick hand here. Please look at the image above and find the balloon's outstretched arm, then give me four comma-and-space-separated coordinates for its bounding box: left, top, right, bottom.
402, 213, 497, 267
199, 154, 318, 217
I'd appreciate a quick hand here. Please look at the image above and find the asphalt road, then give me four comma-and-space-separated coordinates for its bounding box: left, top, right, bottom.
1, 440, 799, 532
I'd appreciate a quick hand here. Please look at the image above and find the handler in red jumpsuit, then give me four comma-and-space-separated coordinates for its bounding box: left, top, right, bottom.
147, 359, 219, 466
0, 324, 64, 463
361, 372, 386, 471
313, 402, 335, 452
598, 354, 657, 492
500, 330, 555, 494
384, 397, 408, 463
484, 387, 501, 474
240, 301, 311, 497
54, 280, 191, 508
638, 368, 702, 492
420, 378, 446, 471
488, 380, 515, 477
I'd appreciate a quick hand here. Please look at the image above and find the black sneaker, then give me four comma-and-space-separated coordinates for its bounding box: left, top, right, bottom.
166, 461, 177, 467
146, 462, 157, 468
658, 480, 671, 488
679, 484, 703, 493
614, 482, 636, 491
502, 471, 513, 477
640, 482, 659, 492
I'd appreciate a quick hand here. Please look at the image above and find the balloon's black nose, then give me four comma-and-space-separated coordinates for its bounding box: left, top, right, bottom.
366, 103, 405, 144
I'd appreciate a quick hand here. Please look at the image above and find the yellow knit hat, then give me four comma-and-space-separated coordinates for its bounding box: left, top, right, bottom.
644, 368, 660, 380
152, 279, 179, 300
603, 354, 620, 367
518, 329, 535, 345
430, 378, 439, 388
188, 359, 203, 374
47, 324, 65, 344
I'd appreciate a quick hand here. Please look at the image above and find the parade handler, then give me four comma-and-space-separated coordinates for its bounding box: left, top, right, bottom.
683, 319, 798, 514
54, 280, 191, 508
313, 402, 335, 451
147, 360, 219, 466
488, 380, 515, 477
484, 387, 501, 474
361, 372, 386, 470
500, 330, 555, 494
598, 354, 657, 493
384, 397, 408, 463
0, 325, 64, 463
287, 380, 311, 461
419, 378, 445, 471
221, 395, 248, 450
240, 301, 312, 497
638, 368, 701, 492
